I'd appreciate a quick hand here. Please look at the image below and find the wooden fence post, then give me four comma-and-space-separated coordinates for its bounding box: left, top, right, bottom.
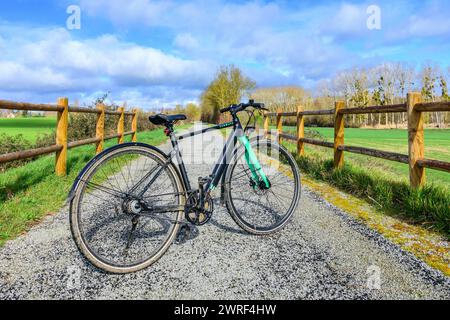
263, 113, 269, 138
132, 109, 138, 142
296, 105, 304, 156
334, 101, 345, 169
118, 106, 125, 144
276, 108, 282, 144
96, 103, 105, 154
55, 97, 68, 176
407, 92, 425, 188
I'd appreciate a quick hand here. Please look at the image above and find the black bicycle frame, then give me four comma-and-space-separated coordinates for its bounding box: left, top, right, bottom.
169, 115, 245, 195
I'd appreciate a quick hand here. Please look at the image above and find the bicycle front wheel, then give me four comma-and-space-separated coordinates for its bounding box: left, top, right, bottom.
225, 138, 301, 235
70, 143, 184, 273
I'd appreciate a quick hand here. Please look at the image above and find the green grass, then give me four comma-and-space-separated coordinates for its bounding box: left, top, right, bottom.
0, 117, 57, 142
279, 127, 450, 187
0, 125, 190, 246
280, 138, 450, 237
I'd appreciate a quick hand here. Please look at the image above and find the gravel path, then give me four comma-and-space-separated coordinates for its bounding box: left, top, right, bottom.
0, 127, 449, 300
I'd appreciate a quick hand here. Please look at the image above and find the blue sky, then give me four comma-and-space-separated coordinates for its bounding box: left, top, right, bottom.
0, 0, 449, 109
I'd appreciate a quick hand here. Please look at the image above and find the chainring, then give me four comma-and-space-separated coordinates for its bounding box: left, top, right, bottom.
184, 191, 214, 226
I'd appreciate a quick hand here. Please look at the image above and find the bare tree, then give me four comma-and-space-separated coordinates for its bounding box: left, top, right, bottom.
420, 63, 440, 127
392, 63, 414, 125
252, 86, 311, 125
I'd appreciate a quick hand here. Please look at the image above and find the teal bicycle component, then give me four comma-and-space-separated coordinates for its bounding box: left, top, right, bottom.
239, 135, 270, 189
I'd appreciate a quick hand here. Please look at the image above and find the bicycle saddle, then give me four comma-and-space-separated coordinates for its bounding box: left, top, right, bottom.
149, 114, 187, 126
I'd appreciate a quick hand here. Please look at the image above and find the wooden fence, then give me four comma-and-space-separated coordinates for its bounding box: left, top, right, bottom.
0, 98, 138, 176
263, 92, 450, 188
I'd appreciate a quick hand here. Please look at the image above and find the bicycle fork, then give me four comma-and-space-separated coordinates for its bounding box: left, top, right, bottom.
238, 135, 270, 189
219, 136, 271, 204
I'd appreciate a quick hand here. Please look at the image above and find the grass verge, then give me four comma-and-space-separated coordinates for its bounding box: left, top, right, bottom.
282, 141, 450, 238
0, 126, 190, 247
279, 126, 450, 186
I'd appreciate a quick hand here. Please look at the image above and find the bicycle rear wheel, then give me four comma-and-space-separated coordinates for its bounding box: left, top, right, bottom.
225, 138, 301, 235
70, 144, 184, 273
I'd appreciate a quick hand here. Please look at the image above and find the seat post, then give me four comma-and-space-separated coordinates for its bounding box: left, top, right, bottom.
163, 123, 174, 137
169, 128, 192, 191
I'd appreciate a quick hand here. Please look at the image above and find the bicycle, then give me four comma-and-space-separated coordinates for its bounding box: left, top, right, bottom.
68, 100, 301, 273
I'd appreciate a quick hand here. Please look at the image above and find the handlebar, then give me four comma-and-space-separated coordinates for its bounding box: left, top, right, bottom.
220, 100, 268, 114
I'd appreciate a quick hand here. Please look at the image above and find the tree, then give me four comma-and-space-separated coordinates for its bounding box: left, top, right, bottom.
174, 104, 184, 115
421, 65, 437, 102
349, 74, 370, 107
437, 71, 449, 127
334, 68, 370, 126
185, 103, 201, 121
371, 76, 386, 126
439, 75, 449, 101
251, 86, 311, 126
379, 64, 397, 126
200, 65, 256, 123
393, 63, 415, 125
420, 64, 440, 127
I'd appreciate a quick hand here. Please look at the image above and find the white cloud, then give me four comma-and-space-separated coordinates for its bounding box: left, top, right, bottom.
12, 28, 211, 86
2, 0, 449, 108
0, 25, 214, 108
77, 0, 361, 83
318, 3, 370, 38
0, 61, 73, 92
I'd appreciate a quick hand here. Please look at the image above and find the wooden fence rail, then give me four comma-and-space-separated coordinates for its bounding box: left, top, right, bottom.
263, 92, 450, 189
0, 98, 138, 176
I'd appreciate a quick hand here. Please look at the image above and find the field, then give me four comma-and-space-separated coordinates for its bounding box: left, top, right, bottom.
270, 126, 449, 236
280, 127, 450, 187
0, 117, 56, 141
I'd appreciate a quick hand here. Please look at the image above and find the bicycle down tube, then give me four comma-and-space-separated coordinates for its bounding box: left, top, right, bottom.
170, 117, 270, 194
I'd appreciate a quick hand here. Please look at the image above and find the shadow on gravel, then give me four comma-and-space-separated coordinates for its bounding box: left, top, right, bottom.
175, 224, 200, 244
174, 198, 251, 245
208, 199, 250, 235
209, 217, 249, 235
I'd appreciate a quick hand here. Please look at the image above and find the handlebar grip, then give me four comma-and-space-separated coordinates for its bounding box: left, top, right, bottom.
220, 102, 266, 113
220, 106, 231, 113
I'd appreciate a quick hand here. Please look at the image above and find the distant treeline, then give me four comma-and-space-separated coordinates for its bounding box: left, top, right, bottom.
199, 64, 450, 128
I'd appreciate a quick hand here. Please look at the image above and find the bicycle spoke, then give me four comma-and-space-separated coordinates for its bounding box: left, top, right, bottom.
72, 146, 182, 271
227, 140, 300, 233
82, 179, 128, 198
